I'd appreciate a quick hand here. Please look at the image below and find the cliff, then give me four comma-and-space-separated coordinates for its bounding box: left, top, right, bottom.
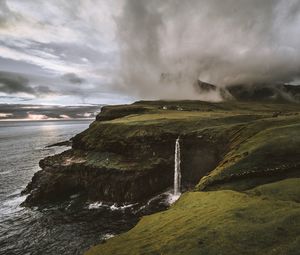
22, 100, 300, 206
21, 100, 300, 254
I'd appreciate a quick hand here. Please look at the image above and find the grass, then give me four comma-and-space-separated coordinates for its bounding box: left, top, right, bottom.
85, 178, 300, 255
246, 178, 300, 203
196, 117, 300, 191
74, 101, 299, 151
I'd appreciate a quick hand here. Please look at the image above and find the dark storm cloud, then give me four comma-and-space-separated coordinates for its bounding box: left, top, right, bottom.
117, 0, 300, 100
62, 73, 85, 84
0, 103, 102, 120
0, 71, 55, 96
0, 71, 33, 94
0, 69, 115, 103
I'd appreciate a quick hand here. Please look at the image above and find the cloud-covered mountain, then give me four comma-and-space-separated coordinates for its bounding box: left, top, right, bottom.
117, 0, 300, 100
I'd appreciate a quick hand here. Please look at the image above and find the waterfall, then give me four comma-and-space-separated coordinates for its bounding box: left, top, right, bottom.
174, 137, 181, 196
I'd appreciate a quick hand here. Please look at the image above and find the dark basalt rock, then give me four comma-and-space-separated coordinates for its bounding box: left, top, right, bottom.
181, 135, 223, 185
22, 130, 225, 207
46, 140, 72, 148
22, 160, 173, 206
284, 84, 300, 100
194, 80, 217, 92
21, 148, 174, 206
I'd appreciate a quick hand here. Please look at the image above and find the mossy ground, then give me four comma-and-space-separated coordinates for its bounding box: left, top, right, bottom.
85, 178, 300, 255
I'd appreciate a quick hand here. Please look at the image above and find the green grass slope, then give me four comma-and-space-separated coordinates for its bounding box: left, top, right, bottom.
74, 100, 300, 151
82, 101, 300, 254
196, 117, 300, 191
85, 178, 300, 255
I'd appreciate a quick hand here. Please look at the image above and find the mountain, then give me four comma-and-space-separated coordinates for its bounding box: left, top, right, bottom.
194, 80, 218, 92
226, 83, 300, 102
194, 80, 300, 102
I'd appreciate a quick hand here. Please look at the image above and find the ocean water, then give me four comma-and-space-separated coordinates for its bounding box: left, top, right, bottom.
0, 120, 171, 255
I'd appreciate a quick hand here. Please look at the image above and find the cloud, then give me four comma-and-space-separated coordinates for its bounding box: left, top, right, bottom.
0, 0, 10, 26
0, 45, 86, 75
116, 0, 300, 100
2, 1, 299, 103
0, 71, 55, 96
34, 85, 55, 95
0, 71, 33, 94
0, 103, 102, 120
0, 0, 118, 70
0, 0, 123, 104
62, 73, 85, 84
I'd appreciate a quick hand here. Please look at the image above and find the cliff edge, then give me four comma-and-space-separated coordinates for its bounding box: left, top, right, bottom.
22, 100, 300, 206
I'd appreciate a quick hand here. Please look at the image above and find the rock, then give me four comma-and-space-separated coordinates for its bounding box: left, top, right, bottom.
46, 140, 72, 148
96, 105, 150, 121
22, 150, 173, 206
194, 80, 217, 92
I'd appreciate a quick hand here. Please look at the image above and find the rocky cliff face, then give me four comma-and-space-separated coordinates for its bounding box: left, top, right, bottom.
23, 150, 173, 205
22, 100, 300, 206
22, 131, 225, 206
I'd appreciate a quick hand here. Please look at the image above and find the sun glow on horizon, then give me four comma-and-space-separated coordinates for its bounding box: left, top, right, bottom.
26, 113, 72, 121
0, 113, 13, 118
27, 113, 52, 120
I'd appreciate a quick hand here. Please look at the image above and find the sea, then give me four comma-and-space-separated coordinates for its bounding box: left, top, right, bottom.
0, 120, 171, 255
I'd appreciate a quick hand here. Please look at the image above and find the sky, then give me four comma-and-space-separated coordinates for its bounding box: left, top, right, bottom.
0, 0, 131, 107
1, 0, 300, 119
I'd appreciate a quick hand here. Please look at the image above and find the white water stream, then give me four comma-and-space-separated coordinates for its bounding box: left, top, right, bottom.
174, 137, 181, 196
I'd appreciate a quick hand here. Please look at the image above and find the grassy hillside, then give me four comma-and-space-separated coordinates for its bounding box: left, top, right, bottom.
196, 116, 300, 191
81, 100, 300, 255
85, 178, 300, 255
23, 100, 300, 252
73, 100, 300, 189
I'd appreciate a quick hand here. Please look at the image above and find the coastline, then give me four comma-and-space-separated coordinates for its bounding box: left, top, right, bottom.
19, 100, 300, 254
